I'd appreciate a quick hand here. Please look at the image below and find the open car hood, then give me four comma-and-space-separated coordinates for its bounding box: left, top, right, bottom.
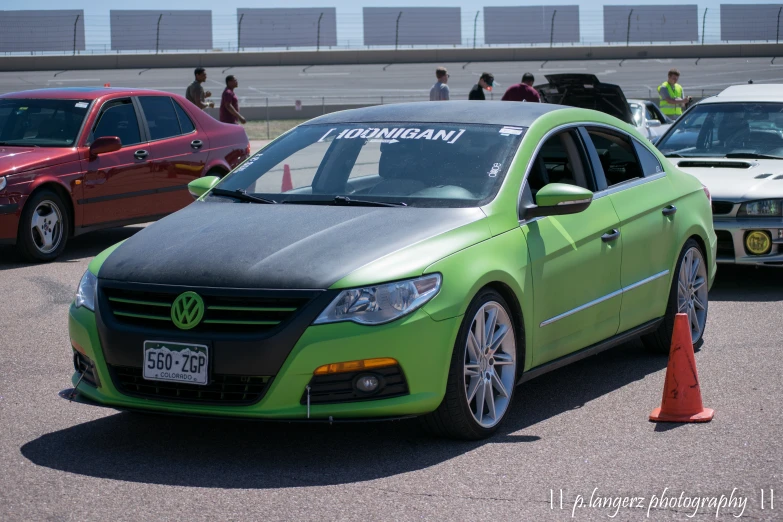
535, 74, 634, 125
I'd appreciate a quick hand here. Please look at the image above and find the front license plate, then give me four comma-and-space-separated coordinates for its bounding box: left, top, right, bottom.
143, 341, 209, 385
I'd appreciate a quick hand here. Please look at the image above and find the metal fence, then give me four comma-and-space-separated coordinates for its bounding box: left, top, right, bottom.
1, 6, 781, 55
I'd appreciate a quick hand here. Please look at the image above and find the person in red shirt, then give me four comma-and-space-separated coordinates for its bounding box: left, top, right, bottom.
501, 73, 541, 103
219, 75, 246, 125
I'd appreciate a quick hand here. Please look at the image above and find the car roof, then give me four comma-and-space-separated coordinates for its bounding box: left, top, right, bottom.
0, 87, 177, 100
702, 84, 783, 103
303, 101, 566, 127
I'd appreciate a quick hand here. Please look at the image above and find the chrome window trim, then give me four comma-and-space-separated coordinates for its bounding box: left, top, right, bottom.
539, 269, 670, 327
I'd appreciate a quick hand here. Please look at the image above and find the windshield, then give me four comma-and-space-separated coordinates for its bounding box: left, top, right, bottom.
0, 98, 90, 147
657, 102, 783, 158
629, 103, 643, 127
212, 123, 526, 208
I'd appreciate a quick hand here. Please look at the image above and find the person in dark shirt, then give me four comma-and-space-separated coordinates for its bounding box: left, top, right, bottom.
469, 72, 494, 100
501, 72, 541, 103
219, 75, 246, 125
185, 67, 214, 110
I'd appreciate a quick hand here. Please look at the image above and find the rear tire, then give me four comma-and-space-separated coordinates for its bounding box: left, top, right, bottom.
17, 189, 70, 263
420, 289, 519, 440
642, 238, 708, 353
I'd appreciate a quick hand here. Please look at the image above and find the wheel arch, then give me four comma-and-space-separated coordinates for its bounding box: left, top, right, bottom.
22, 181, 75, 238
481, 281, 526, 380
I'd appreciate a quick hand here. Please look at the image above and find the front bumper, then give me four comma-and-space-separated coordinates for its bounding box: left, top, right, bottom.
68, 304, 461, 419
0, 203, 20, 244
714, 218, 783, 267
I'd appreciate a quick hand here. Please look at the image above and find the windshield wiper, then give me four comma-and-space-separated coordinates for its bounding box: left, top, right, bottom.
210, 188, 278, 204
663, 153, 684, 158
724, 152, 783, 160
331, 195, 406, 207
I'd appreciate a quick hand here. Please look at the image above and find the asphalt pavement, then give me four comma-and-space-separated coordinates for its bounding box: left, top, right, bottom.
0, 57, 778, 107
0, 224, 781, 521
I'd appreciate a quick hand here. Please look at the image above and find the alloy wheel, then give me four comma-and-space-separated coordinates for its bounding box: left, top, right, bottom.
463, 301, 516, 428
30, 200, 63, 255
677, 247, 708, 344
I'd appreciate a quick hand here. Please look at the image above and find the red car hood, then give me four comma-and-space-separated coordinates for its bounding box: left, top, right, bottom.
0, 147, 79, 175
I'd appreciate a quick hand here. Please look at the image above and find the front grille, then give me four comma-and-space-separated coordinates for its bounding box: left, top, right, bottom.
102, 286, 310, 334
715, 230, 735, 258
73, 351, 99, 387
109, 365, 272, 405
301, 366, 409, 405
711, 201, 735, 215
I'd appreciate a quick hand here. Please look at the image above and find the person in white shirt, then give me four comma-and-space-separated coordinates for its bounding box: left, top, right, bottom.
430, 67, 450, 101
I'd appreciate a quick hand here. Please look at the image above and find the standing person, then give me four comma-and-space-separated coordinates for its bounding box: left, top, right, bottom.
219, 75, 246, 125
501, 73, 541, 102
469, 72, 494, 100
430, 67, 450, 101
658, 68, 691, 119
186, 67, 214, 110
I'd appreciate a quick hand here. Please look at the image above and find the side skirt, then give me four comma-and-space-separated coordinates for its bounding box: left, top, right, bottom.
517, 317, 663, 385
73, 213, 170, 237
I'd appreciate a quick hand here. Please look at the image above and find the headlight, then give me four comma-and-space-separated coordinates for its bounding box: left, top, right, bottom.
314, 274, 442, 326
0, 176, 6, 192
738, 199, 782, 217
75, 270, 97, 311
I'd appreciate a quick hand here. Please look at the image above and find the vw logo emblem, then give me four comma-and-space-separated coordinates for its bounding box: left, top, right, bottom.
171, 291, 205, 330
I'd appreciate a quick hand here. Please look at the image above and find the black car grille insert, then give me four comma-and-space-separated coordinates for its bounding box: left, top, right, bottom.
110, 365, 272, 405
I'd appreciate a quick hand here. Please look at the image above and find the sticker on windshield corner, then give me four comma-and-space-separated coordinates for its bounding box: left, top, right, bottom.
488, 163, 502, 177
499, 127, 523, 136
74, 102, 89, 108
333, 127, 466, 144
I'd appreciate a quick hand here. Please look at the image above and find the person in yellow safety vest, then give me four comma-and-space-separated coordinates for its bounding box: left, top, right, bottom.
658, 68, 692, 119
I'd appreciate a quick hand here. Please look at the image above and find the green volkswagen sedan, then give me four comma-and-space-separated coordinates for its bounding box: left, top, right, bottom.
67, 102, 716, 439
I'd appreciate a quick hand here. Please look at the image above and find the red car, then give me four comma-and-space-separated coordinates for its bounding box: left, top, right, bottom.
0, 87, 250, 261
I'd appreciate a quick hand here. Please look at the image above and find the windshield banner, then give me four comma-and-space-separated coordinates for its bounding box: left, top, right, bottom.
318, 127, 466, 144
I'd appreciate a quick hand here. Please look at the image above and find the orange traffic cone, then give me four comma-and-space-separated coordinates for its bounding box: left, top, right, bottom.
650, 313, 714, 423
103, 83, 111, 88
281, 164, 293, 192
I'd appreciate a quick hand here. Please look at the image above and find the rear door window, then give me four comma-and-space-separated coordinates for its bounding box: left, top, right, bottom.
139, 96, 182, 141
584, 128, 644, 188
173, 101, 195, 134
91, 99, 142, 147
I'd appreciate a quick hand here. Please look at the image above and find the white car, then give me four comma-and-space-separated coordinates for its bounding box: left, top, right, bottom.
656, 84, 783, 267
628, 99, 673, 142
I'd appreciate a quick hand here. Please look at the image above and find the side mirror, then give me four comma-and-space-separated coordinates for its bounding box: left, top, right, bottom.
646, 120, 662, 128
188, 175, 220, 199
523, 183, 593, 219
89, 136, 122, 157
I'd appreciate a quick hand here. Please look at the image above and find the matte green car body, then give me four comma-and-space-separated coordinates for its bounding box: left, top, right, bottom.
68, 107, 717, 420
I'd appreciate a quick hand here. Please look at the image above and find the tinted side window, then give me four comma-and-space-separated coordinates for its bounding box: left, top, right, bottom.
92, 100, 141, 147
173, 100, 195, 134
633, 141, 664, 176
585, 128, 643, 187
139, 96, 181, 140
528, 131, 594, 194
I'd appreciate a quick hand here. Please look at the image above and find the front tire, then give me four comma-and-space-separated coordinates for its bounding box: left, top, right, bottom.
421, 289, 519, 440
17, 189, 70, 262
642, 238, 709, 353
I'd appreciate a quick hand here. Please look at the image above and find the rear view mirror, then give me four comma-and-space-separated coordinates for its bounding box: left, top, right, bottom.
89, 136, 122, 157
647, 120, 662, 128
188, 176, 220, 199
523, 183, 593, 219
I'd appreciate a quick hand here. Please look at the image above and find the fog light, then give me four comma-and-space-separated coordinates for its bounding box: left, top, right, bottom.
355, 374, 380, 393
745, 231, 772, 255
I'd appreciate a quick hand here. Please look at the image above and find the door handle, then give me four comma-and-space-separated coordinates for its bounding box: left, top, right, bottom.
134, 149, 149, 160
191, 140, 203, 150
662, 205, 677, 216
601, 229, 620, 242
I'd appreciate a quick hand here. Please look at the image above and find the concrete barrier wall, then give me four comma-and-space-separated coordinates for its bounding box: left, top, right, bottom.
2, 44, 783, 72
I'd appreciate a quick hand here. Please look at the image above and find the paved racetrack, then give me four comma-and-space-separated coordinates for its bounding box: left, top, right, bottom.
0, 225, 781, 520
0, 57, 779, 107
